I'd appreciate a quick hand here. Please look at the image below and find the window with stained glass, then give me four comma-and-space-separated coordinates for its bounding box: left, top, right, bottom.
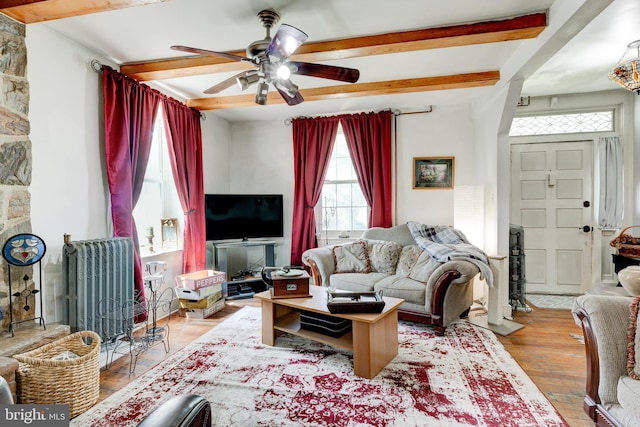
509, 111, 613, 136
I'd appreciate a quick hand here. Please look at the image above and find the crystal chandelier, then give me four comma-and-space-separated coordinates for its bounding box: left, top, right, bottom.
609, 40, 640, 94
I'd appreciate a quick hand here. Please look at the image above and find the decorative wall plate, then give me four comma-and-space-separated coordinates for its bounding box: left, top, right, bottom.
2, 233, 47, 266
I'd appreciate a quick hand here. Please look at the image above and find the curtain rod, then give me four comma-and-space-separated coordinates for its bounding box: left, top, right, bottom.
394, 106, 433, 116
90, 59, 102, 73
283, 106, 433, 125
283, 108, 393, 126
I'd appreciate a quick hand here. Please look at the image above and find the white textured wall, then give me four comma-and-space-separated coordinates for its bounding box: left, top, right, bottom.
395, 106, 476, 226
27, 24, 115, 322
202, 112, 231, 194
226, 120, 294, 267
27, 24, 111, 252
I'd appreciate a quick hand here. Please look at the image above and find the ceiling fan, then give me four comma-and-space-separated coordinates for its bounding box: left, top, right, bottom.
171, 8, 360, 106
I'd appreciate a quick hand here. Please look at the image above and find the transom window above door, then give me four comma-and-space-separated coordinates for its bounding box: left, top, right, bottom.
510, 110, 613, 136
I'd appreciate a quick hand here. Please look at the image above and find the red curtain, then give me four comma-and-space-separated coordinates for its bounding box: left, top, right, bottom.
162, 98, 206, 273
290, 116, 339, 265
340, 111, 393, 228
102, 65, 161, 310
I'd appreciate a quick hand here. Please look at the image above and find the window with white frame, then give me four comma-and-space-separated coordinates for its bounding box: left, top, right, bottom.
133, 107, 182, 253
509, 110, 614, 136
317, 129, 368, 241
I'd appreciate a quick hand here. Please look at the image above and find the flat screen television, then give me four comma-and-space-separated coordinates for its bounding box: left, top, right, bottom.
205, 194, 284, 241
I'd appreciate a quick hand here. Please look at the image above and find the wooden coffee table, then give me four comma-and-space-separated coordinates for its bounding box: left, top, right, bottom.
255, 285, 404, 379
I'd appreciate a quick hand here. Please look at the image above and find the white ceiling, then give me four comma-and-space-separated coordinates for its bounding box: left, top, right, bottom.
27, 0, 640, 122
523, 0, 640, 97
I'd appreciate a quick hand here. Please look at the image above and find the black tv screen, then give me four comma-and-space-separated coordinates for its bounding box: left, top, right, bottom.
205, 194, 284, 241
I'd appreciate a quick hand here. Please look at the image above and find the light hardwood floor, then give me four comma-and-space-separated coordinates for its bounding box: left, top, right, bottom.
97, 297, 593, 427
497, 303, 592, 427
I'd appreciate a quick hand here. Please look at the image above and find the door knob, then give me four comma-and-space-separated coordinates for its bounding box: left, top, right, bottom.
581, 225, 593, 232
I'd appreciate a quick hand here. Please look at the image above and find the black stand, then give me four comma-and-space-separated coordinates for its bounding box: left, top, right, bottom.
7, 259, 46, 337
2, 234, 48, 337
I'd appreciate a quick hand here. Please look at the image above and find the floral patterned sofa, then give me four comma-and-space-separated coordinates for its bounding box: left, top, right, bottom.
301, 224, 482, 335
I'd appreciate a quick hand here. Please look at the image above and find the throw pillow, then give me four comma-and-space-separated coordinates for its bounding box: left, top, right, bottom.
332, 241, 372, 274
408, 250, 442, 283
396, 245, 422, 275
628, 297, 640, 379
367, 240, 402, 274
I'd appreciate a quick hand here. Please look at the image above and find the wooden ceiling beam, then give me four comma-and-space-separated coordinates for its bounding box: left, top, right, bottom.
187, 71, 500, 111
123, 12, 546, 81
0, 0, 169, 24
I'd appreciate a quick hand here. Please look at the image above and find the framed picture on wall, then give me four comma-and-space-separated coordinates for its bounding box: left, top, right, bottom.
161, 218, 178, 249
413, 157, 455, 189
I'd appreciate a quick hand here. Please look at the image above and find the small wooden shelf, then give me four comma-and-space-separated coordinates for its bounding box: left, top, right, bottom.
273, 311, 353, 351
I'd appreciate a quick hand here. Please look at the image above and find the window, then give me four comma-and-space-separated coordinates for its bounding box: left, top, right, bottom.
133, 108, 182, 253
509, 110, 614, 136
317, 129, 368, 238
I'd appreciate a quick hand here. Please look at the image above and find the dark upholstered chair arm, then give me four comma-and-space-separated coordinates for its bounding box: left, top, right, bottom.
137, 394, 211, 427
572, 295, 632, 425
0, 376, 13, 404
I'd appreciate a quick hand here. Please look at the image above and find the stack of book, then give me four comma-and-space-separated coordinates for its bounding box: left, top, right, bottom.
175, 270, 226, 319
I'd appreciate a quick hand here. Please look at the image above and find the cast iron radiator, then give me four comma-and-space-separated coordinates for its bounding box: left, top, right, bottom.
508, 224, 526, 310
63, 237, 135, 341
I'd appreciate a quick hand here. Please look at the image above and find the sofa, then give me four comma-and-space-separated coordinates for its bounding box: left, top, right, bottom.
572, 295, 640, 427
301, 224, 482, 335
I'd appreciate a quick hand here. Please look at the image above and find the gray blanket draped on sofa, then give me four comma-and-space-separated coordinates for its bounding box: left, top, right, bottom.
407, 221, 493, 287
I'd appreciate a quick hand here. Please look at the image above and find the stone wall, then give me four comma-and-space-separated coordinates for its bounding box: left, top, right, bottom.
0, 14, 33, 331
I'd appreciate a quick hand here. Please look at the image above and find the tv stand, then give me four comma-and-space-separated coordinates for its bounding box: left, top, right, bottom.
210, 240, 276, 297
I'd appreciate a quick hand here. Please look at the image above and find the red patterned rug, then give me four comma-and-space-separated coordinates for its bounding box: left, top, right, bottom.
72, 307, 567, 426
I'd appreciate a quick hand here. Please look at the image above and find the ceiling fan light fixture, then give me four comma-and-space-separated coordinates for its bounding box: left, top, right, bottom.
174, 8, 359, 106
609, 40, 640, 94
237, 72, 260, 91
276, 64, 291, 80
266, 24, 308, 60
255, 81, 269, 105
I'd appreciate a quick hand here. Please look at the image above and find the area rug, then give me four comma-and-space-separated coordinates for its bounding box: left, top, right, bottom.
525, 294, 577, 310
72, 307, 567, 427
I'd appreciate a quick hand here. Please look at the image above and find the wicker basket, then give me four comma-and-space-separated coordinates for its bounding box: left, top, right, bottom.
13, 330, 101, 418
610, 226, 640, 258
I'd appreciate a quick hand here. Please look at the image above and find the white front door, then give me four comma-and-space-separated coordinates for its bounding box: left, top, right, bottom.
510, 141, 593, 294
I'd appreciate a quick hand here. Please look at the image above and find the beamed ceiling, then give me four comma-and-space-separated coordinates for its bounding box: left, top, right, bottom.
3, 0, 628, 121
1, 1, 548, 111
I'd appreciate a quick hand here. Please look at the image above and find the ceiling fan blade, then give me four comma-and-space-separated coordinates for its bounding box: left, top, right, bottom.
266, 24, 308, 60
203, 72, 249, 94
275, 85, 304, 106
290, 61, 360, 83
171, 45, 250, 63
